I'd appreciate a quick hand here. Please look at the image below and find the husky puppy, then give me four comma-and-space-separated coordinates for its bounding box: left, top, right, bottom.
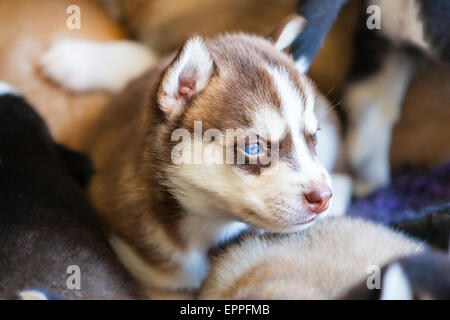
199, 217, 425, 300
40, 15, 352, 298
0, 83, 142, 300
291, 0, 450, 196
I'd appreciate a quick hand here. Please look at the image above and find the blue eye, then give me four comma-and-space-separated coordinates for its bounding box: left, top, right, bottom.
312, 132, 318, 145
244, 143, 260, 155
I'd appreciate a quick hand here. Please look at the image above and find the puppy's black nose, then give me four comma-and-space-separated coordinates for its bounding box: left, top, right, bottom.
304, 186, 332, 214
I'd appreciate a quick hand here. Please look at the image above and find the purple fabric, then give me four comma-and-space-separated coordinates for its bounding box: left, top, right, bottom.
348, 163, 450, 224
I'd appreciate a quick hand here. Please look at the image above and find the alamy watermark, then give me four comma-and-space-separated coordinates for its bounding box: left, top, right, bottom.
66, 265, 81, 290
170, 121, 280, 172
367, 5, 381, 30
366, 265, 381, 289
63, 3, 381, 32
66, 5, 81, 30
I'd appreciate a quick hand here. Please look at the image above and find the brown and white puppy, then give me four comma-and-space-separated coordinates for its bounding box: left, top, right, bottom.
199, 217, 425, 300
40, 16, 351, 298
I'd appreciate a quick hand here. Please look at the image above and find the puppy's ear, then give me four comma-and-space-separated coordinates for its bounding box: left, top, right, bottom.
268, 14, 306, 51
158, 36, 214, 119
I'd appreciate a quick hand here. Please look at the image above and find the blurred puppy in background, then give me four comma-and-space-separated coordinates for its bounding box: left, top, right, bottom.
199, 217, 427, 299
291, 0, 450, 196
0, 83, 142, 299
0, 0, 127, 150
97, 0, 298, 55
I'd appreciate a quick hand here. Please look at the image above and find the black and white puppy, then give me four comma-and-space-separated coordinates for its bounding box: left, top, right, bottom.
292, 0, 450, 196
342, 251, 450, 300
0, 82, 142, 300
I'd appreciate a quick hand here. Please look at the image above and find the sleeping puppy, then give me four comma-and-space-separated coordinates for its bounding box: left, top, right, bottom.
0, 82, 142, 300
40, 15, 352, 298
199, 217, 426, 300
291, 0, 450, 196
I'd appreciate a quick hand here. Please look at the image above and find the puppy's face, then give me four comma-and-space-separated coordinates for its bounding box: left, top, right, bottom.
159, 16, 332, 232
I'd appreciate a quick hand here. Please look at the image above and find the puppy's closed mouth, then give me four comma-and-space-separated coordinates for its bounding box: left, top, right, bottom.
295, 217, 316, 226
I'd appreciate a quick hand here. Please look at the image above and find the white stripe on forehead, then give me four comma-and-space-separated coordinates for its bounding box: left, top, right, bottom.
252, 107, 287, 141
265, 66, 317, 134
266, 65, 323, 178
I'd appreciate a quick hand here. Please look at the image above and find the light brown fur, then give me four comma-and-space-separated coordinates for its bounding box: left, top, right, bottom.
199, 217, 425, 299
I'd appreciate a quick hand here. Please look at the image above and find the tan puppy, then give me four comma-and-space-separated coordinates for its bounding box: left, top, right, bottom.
199, 217, 425, 299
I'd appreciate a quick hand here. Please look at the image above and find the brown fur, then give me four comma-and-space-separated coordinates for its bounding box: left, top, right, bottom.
98, 0, 298, 54
82, 26, 335, 296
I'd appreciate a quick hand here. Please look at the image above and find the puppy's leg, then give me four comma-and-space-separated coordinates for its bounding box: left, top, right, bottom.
40, 38, 156, 92
344, 50, 416, 196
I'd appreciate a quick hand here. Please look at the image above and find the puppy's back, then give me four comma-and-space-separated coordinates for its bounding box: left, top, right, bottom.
200, 217, 424, 299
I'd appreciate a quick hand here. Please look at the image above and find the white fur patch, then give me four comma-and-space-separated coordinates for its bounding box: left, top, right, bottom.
215, 221, 250, 245
40, 38, 156, 92
314, 117, 338, 173
274, 17, 305, 51
18, 290, 49, 300
295, 56, 310, 74
252, 107, 287, 141
266, 66, 326, 185
0, 81, 19, 96
381, 262, 413, 300
182, 249, 209, 289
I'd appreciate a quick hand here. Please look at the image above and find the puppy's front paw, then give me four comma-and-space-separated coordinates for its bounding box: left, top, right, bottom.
40, 38, 102, 92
